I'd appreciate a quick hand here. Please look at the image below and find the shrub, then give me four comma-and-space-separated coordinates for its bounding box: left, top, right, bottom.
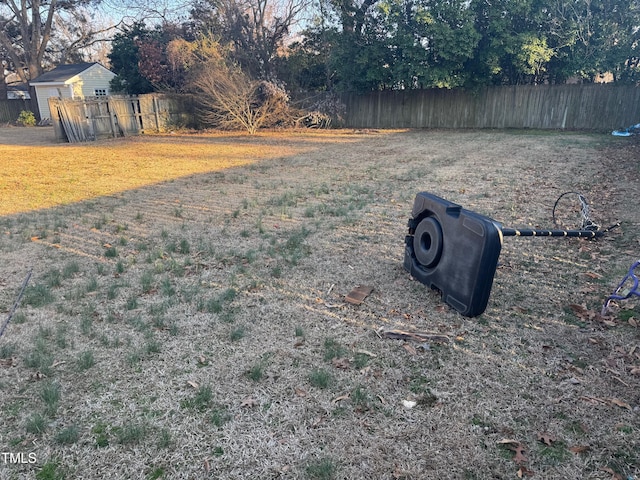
17, 110, 37, 127
189, 38, 294, 134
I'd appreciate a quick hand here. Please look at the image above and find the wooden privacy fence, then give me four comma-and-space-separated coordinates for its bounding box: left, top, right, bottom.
49, 94, 197, 142
47, 84, 640, 140
0, 98, 35, 123
341, 84, 640, 131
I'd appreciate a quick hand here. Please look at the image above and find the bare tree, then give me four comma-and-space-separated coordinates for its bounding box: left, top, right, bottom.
0, 0, 57, 81
52, 8, 121, 65
100, 0, 191, 25
192, 0, 311, 79
188, 37, 291, 133
0, 0, 118, 82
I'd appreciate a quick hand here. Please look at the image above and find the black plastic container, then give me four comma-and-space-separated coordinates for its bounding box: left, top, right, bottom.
404, 192, 503, 317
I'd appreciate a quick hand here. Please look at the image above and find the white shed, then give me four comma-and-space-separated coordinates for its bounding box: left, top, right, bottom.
29, 63, 116, 121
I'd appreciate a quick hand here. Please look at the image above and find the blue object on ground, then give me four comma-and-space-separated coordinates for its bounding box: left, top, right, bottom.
612, 123, 640, 136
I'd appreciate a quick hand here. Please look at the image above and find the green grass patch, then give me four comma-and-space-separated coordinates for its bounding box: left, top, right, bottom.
36, 458, 65, 480
76, 350, 95, 371
308, 369, 332, 389
23, 283, 55, 307
55, 425, 80, 445
229, 325, 246, 341
25, 412, 47, 435
115, 423, 147, 445
323, 337, 346, 361
537, 440, 571, 465
305, 457, 338, 480
181, 385, 213, 411
210, 405, 232, 428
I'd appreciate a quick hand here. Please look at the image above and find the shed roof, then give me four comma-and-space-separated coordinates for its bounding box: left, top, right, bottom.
30, 63, 106, 84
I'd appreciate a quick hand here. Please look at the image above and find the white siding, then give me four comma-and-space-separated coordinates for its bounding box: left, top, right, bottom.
35, 84, 74, 120
33, 85, 68, 120
77, 64, 116, 98
31, 64, 116, 121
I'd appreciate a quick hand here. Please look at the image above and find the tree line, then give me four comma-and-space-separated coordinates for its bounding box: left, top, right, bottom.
3, 0, 639, 96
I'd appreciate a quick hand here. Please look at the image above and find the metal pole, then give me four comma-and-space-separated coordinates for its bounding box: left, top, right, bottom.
501, 228, 603, 238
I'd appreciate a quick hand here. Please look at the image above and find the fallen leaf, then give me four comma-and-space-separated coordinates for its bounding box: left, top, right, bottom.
355, 349, 377, 357
402, 343, 417, 355
628, 317, 637, 327
569, 303, 599, 321
517, 466, 535, 477
294, 387, 307, 397
630, 366, 640, 375
512, 444, 528, 465
0, 357, 17, 368
294, 337, 305, 347
187, 380, 199, 389
29, 371, 46, 381
332, 393, 350, 404
569, 303, 587, 316
497, 439, 527, 465
579, 285, 597, 293
599, 467, 624, 480
537, 432, 556, 446
569, 445, 590, 454
580, 395, 607, 405
608, 398, 632, 410
584, 271, 602, 279
240, 396, 258, 408
204, 459, 211, 473
497, 439, 520, 445
331, 357, 350, 369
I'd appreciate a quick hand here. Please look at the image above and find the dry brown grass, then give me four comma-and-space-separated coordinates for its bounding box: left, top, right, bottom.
0, 127, 638, 480
0, 127, 330, 216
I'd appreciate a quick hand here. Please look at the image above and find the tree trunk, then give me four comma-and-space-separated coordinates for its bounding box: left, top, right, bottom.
0, 65, 7, 99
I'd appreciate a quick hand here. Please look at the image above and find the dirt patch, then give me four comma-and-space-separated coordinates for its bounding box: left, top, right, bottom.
0, 129, 638, 479
0, 125, 57, 146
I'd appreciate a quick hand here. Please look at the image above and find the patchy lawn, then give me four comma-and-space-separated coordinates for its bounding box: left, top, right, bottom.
0, 128, 638, 479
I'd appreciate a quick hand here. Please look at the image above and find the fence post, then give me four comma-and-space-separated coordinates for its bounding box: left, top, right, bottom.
153, 94, 160, 131
107, 98, 118, 138
49, 98, 66, 142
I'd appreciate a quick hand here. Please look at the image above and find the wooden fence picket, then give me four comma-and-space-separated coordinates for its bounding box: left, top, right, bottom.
48, 94, 196, 143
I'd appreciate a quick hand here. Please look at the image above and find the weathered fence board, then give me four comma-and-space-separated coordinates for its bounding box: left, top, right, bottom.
341, 84, 640, 131
49, 94, 197, 143
47, 84, 639, 141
